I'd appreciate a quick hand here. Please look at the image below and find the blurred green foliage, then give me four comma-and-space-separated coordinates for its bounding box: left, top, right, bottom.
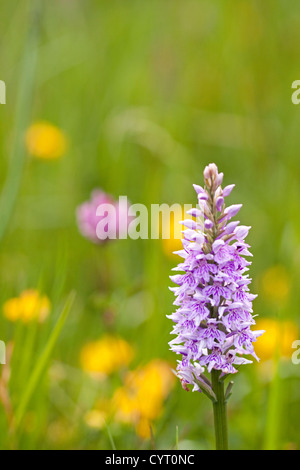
0, 0, 300, 450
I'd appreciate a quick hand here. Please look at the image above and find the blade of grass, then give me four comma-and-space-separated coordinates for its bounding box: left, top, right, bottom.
104, 419, 117, 451
16, 319, 38, 393
0, 0, 42, 242
13, 291, 76, 432
263, 356, 282, 450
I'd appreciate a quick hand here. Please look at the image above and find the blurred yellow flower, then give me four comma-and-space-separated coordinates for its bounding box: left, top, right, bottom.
25, 121, 68, 160
255, 318, 298, 361
3, 290, 50, 324
135, 417, 153, 440
261, 265, 291, 304
112, 359, 175, 439
84, 409, 107, 430
80, 335, 134, 377
161, 206, 185, 258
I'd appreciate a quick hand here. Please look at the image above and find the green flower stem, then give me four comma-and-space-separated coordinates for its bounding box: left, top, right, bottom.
211, 369, 228, 450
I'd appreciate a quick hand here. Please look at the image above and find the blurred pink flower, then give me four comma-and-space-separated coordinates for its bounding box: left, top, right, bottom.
76, 190, 130, 243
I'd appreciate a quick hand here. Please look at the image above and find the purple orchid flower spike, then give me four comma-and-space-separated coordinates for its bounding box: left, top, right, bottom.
167, 163, 264, 450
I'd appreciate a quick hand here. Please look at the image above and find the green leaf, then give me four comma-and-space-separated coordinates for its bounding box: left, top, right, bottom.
193, 374, 217, 402
224, 381, 234, 403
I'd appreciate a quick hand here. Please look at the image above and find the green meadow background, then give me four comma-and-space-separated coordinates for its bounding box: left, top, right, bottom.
0, 0, 300, 450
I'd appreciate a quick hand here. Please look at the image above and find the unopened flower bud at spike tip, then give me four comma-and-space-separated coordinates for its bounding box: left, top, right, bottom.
167, 163, 263, 391
203, 163, 219, 187
215, 172, 224, 187
223, 184, 235, 197
224, 204, 243, 219
203, 163, 218, 179
193, 184, 205, 195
